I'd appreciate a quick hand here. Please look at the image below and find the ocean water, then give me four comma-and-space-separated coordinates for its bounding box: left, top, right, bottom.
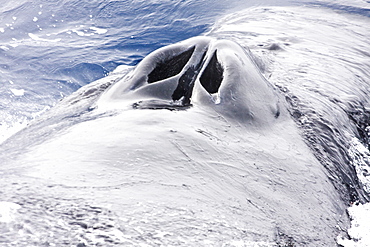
1, 0, 370, 246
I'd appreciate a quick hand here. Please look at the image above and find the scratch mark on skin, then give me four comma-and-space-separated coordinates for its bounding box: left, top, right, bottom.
170, 140, 192, 162
195, 129, 222, 142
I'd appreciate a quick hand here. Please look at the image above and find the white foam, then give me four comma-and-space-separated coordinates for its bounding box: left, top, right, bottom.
0, 45, 9, 51
70, 26, 108, 36
348, 138, 370, 193
10, 88, 25, 96
0, 201, 21, 223
28, 33, 61, 42
0, 119, 29, 144
90, 26, 108, 34
71, 29, 92, 36
337, 203, 370, 247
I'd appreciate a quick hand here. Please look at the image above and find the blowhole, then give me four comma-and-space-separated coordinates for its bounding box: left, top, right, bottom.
147, 46, 195, 84
200, 50, 224, 94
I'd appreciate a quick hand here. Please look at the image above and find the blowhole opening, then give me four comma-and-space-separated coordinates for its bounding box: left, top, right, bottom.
147, 46, 195, 84
200, 50, 224, 94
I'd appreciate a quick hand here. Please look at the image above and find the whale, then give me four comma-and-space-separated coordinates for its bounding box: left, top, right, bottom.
0, 35, 358, 246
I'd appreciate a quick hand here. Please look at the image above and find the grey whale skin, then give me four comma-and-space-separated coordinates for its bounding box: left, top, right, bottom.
0, 37, 362, 246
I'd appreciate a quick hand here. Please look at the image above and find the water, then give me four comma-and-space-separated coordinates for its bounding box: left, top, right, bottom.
1, 0, 370, 246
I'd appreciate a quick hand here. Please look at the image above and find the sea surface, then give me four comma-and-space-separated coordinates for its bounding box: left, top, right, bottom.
1, 0, 370, 246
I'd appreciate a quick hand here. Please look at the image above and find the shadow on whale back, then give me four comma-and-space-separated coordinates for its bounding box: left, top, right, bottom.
97, 37, 282, 125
